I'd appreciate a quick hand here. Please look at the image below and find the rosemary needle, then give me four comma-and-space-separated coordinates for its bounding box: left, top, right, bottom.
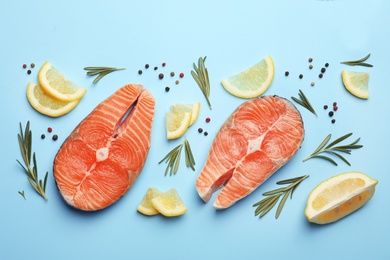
191, 57, 212, 110
340, 53, 373, 67
291, 89, 317, 116
84, 66, 126, 84
253, 175, 309, 219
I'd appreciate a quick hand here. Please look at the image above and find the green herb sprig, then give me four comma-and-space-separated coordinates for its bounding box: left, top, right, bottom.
16, 121, 48, 201
159, 138, 195, 176
253, 175, 309, 219
84, 66, 126, 84
340, 53, 373, 67
191, 57, 212, 110
18, 191, 26, 200
291, 89, 317, 116
303, 133, 363, 166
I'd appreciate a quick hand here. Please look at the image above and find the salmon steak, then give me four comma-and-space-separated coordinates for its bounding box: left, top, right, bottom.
54, 84, 155, 211
195, 95, 304, 209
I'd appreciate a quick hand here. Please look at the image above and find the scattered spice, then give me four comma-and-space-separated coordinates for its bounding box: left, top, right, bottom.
205, 117, 211, 123
309, 64, 313, 69
328, 111, 334, 117
204, 131, 208, 136
162, 62, 166, 67
324, 105, 328, 109
165, 86, 170, 92
145, 64, 149, 69
333, 102, 337, 106
285, 71, 289, 76
333, 105, 338, 111
170, 71, 175, 77
299, 74, 303, 79
198, 128, 203, 133
27, 70, 31, 75
41, 134, 45, 139
308, 58, 313, 62
325, 63, 329, 67
31, 63, 35, 68
175, 80, 179, 85
331, 119, 336, 124
179, 73, 184, 78
154, 66, 158, 70
321, 68, 326, 73
311, 82, 315, 87
319, 73, 323, 78
159, 73, 164, 79
23, 64, 27, 69
138, 70, 143, 75
52, 134, 58, 141
47, 127, 52, 133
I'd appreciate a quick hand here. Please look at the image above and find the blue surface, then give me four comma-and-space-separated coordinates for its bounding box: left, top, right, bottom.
1, 0, 389, 259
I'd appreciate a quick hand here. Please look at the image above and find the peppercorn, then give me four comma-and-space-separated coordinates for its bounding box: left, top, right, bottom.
285, 71, 289, 76
52, 134, 58, 141
325, 63, 329, 67
159, 73, 164, 79
27, 70, 31, 75
333, 105, 338, 111
324, 105, 328, 109
154, 66, 158, 70
204, 131, 208, 136
205, 117, 211, 123
311, 82, 315, 87
175, 80, 179, 85
309, 64, 313, 69
198, 128, 203, 133
321, 68, 326, 73
299, 74, 303, 79
165, 86, 170, 92
319, 73, 323, 78
41, 134, 45, 139
328, 111, 334, 117
31, 63, 35, 68
331, 119, 336, 124
333, 102, 337, 106
170, 72, 175, 77
308, 58, 313, 62
179, 73, 184, 78
162, 62, 166, 67
138, 70, 143, 75
47, 127, 52, 133
145, 64, 149, 69
23, 64, 27, 69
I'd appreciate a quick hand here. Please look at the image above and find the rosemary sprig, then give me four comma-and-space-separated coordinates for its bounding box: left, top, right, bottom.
191, 56, 212, 110
303, 133, 363, 166
16, 121, 48, 201
253, 175, 309, 219
159, 138, 196, 176
84, 66, 126, 84
291, 89, 317, 116
18, 191, 26, 200
340, 53, 373, 67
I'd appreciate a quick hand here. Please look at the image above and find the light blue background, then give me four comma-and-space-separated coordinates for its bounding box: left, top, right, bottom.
1, 0, 389, 259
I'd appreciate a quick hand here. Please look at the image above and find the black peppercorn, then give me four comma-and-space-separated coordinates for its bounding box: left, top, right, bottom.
145, 64, 149, 69
328, 111, 334, 117
319, 73, 323, 78
321, 68, 326, 73
138, 70, 142, 75
285, 71, 289, 76
325, 63, 329, 67
159, 73, 164, 79
299, 74, 303, 79
52, 134, 58, 141
198, 128, 203, 133
165, 86, 170, 92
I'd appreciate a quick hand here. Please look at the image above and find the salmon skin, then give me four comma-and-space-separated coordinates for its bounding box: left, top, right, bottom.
54, 84, 155, 211
195, 95, 304, 209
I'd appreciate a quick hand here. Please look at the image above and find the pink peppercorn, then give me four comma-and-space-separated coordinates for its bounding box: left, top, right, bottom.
205, 117, 211, 123
333, 105, 338, 111
48, 127, 53, 133
179, 73, 184, 78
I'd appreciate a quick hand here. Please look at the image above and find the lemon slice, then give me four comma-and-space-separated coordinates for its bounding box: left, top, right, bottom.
221, 55, 275, 98
341, 70, 369, 99
137, 187, 162, 216
171, 102, 200, 126
305, 172, 378, 224
166, 109, 192, 140
151, 188, 188, 217
38, 61, 87, 102
26, 82, 81, 117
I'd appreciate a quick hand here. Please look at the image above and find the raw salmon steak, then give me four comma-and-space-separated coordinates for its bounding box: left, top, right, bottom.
195, 95, 304, 209
54, 84, 155, 211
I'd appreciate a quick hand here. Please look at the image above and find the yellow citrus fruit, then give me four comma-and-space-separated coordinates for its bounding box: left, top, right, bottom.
38, 61, 87, 102
305, 172, 378, 224
171, 102, 200, 126
26, 82, 81, 117
166, 109, 192, 140
341, 70, 369, 99
221, 55, 275, 98
137, 187, 163, 216
151, 188, 188, 217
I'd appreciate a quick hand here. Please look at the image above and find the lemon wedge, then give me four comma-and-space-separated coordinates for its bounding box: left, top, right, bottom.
221, 55, 275, 98
305, 172, 378, 224
26, 82, 80, 117
151, 188, 188, 217
166, 109, 192, 140
38, 61, 87, 102
171, 102, 200, 126
137, 187, 163, 216
341, 70, 369, 99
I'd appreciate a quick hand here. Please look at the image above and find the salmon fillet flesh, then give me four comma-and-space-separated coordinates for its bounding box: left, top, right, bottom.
195, 95, 304, 209
54, 84, 155, 211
